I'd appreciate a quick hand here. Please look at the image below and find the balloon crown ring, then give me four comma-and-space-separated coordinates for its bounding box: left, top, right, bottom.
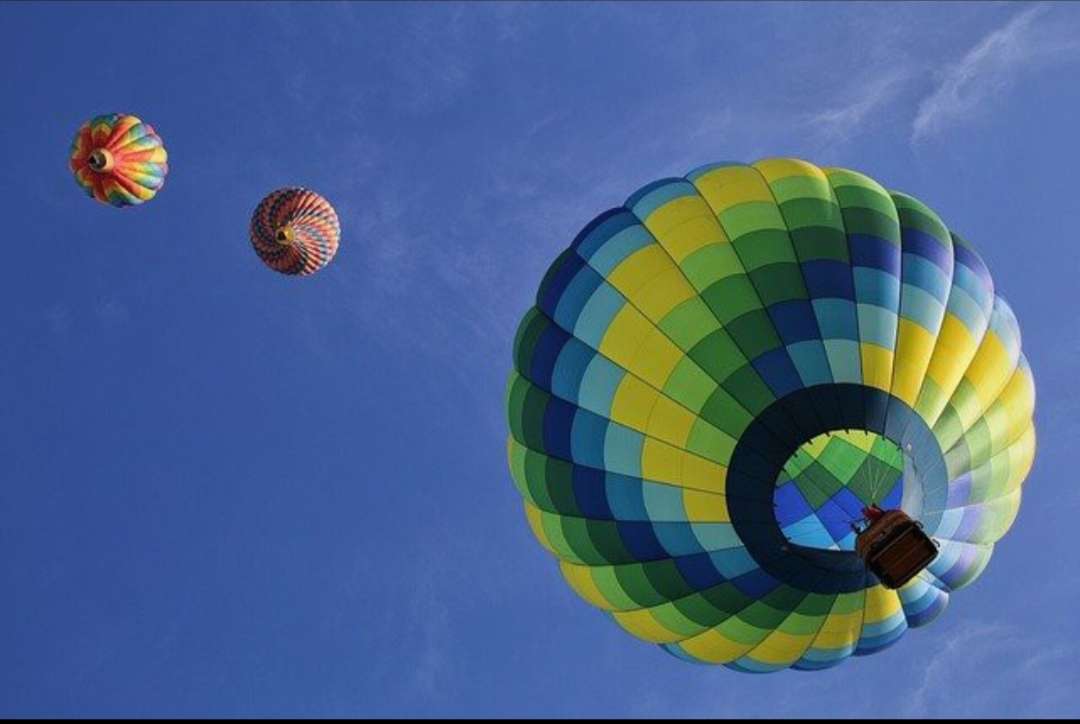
274, 226, 295, 245
87, 149, 114, 173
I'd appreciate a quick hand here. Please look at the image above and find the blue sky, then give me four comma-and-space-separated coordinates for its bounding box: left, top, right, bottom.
2, 1, 1079, 717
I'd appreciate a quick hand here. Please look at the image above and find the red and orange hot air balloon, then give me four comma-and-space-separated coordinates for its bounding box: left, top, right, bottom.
69, 113, 168, 207
249, 188, 340, 276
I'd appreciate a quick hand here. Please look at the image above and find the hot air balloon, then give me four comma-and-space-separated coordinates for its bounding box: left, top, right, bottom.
250, 188, 340, 276
506, 158, 1036, 672
69, 113, 168, 207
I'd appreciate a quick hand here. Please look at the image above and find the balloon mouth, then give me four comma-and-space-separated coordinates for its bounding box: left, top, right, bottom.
773, 430, 906, 552
275, 226, 295, 245
725, 384, 948, 595
87, 149, 114, 172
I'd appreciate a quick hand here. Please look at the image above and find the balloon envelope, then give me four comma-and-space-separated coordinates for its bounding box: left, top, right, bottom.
69, 113, 168, 207
506, 158, 1036, 671
250, 188, 340, 276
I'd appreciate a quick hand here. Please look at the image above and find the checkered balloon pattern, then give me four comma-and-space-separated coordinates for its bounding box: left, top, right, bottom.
507, 158, 1035, 671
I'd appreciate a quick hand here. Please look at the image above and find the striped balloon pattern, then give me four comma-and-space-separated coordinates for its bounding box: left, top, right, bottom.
69, 113, 168, 207
506, 158, 1036, 672
249, 188, 341, 276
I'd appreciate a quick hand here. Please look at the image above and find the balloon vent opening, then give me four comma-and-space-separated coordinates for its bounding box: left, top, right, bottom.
275, 227, 294, 245
773, 430, 905, 552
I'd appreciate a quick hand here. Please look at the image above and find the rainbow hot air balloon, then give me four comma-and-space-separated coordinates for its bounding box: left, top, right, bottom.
506, 158, 1036, 672
69, 113, 168, 207
250, 188, 341, 276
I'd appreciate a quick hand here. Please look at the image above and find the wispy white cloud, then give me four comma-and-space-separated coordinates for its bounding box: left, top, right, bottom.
392, 5, 473, 114
490, 1, 541, 44
45, 303, 72, 336
95, 298, 130, 329
804, 68, 914, 147
912, 4, 1080, 143
409, 582, 453, 701
906, 619, 1076, 718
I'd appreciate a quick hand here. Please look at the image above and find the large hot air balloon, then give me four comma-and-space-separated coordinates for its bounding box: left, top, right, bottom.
506, 158, 1035, 672
250, 188, 340, 276
69, 113, 168, 207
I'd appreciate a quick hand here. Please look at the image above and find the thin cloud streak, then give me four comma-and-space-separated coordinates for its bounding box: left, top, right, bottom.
804, 68, 914, 147
906, 619, 1076, 718
912, 3, 1080, 143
